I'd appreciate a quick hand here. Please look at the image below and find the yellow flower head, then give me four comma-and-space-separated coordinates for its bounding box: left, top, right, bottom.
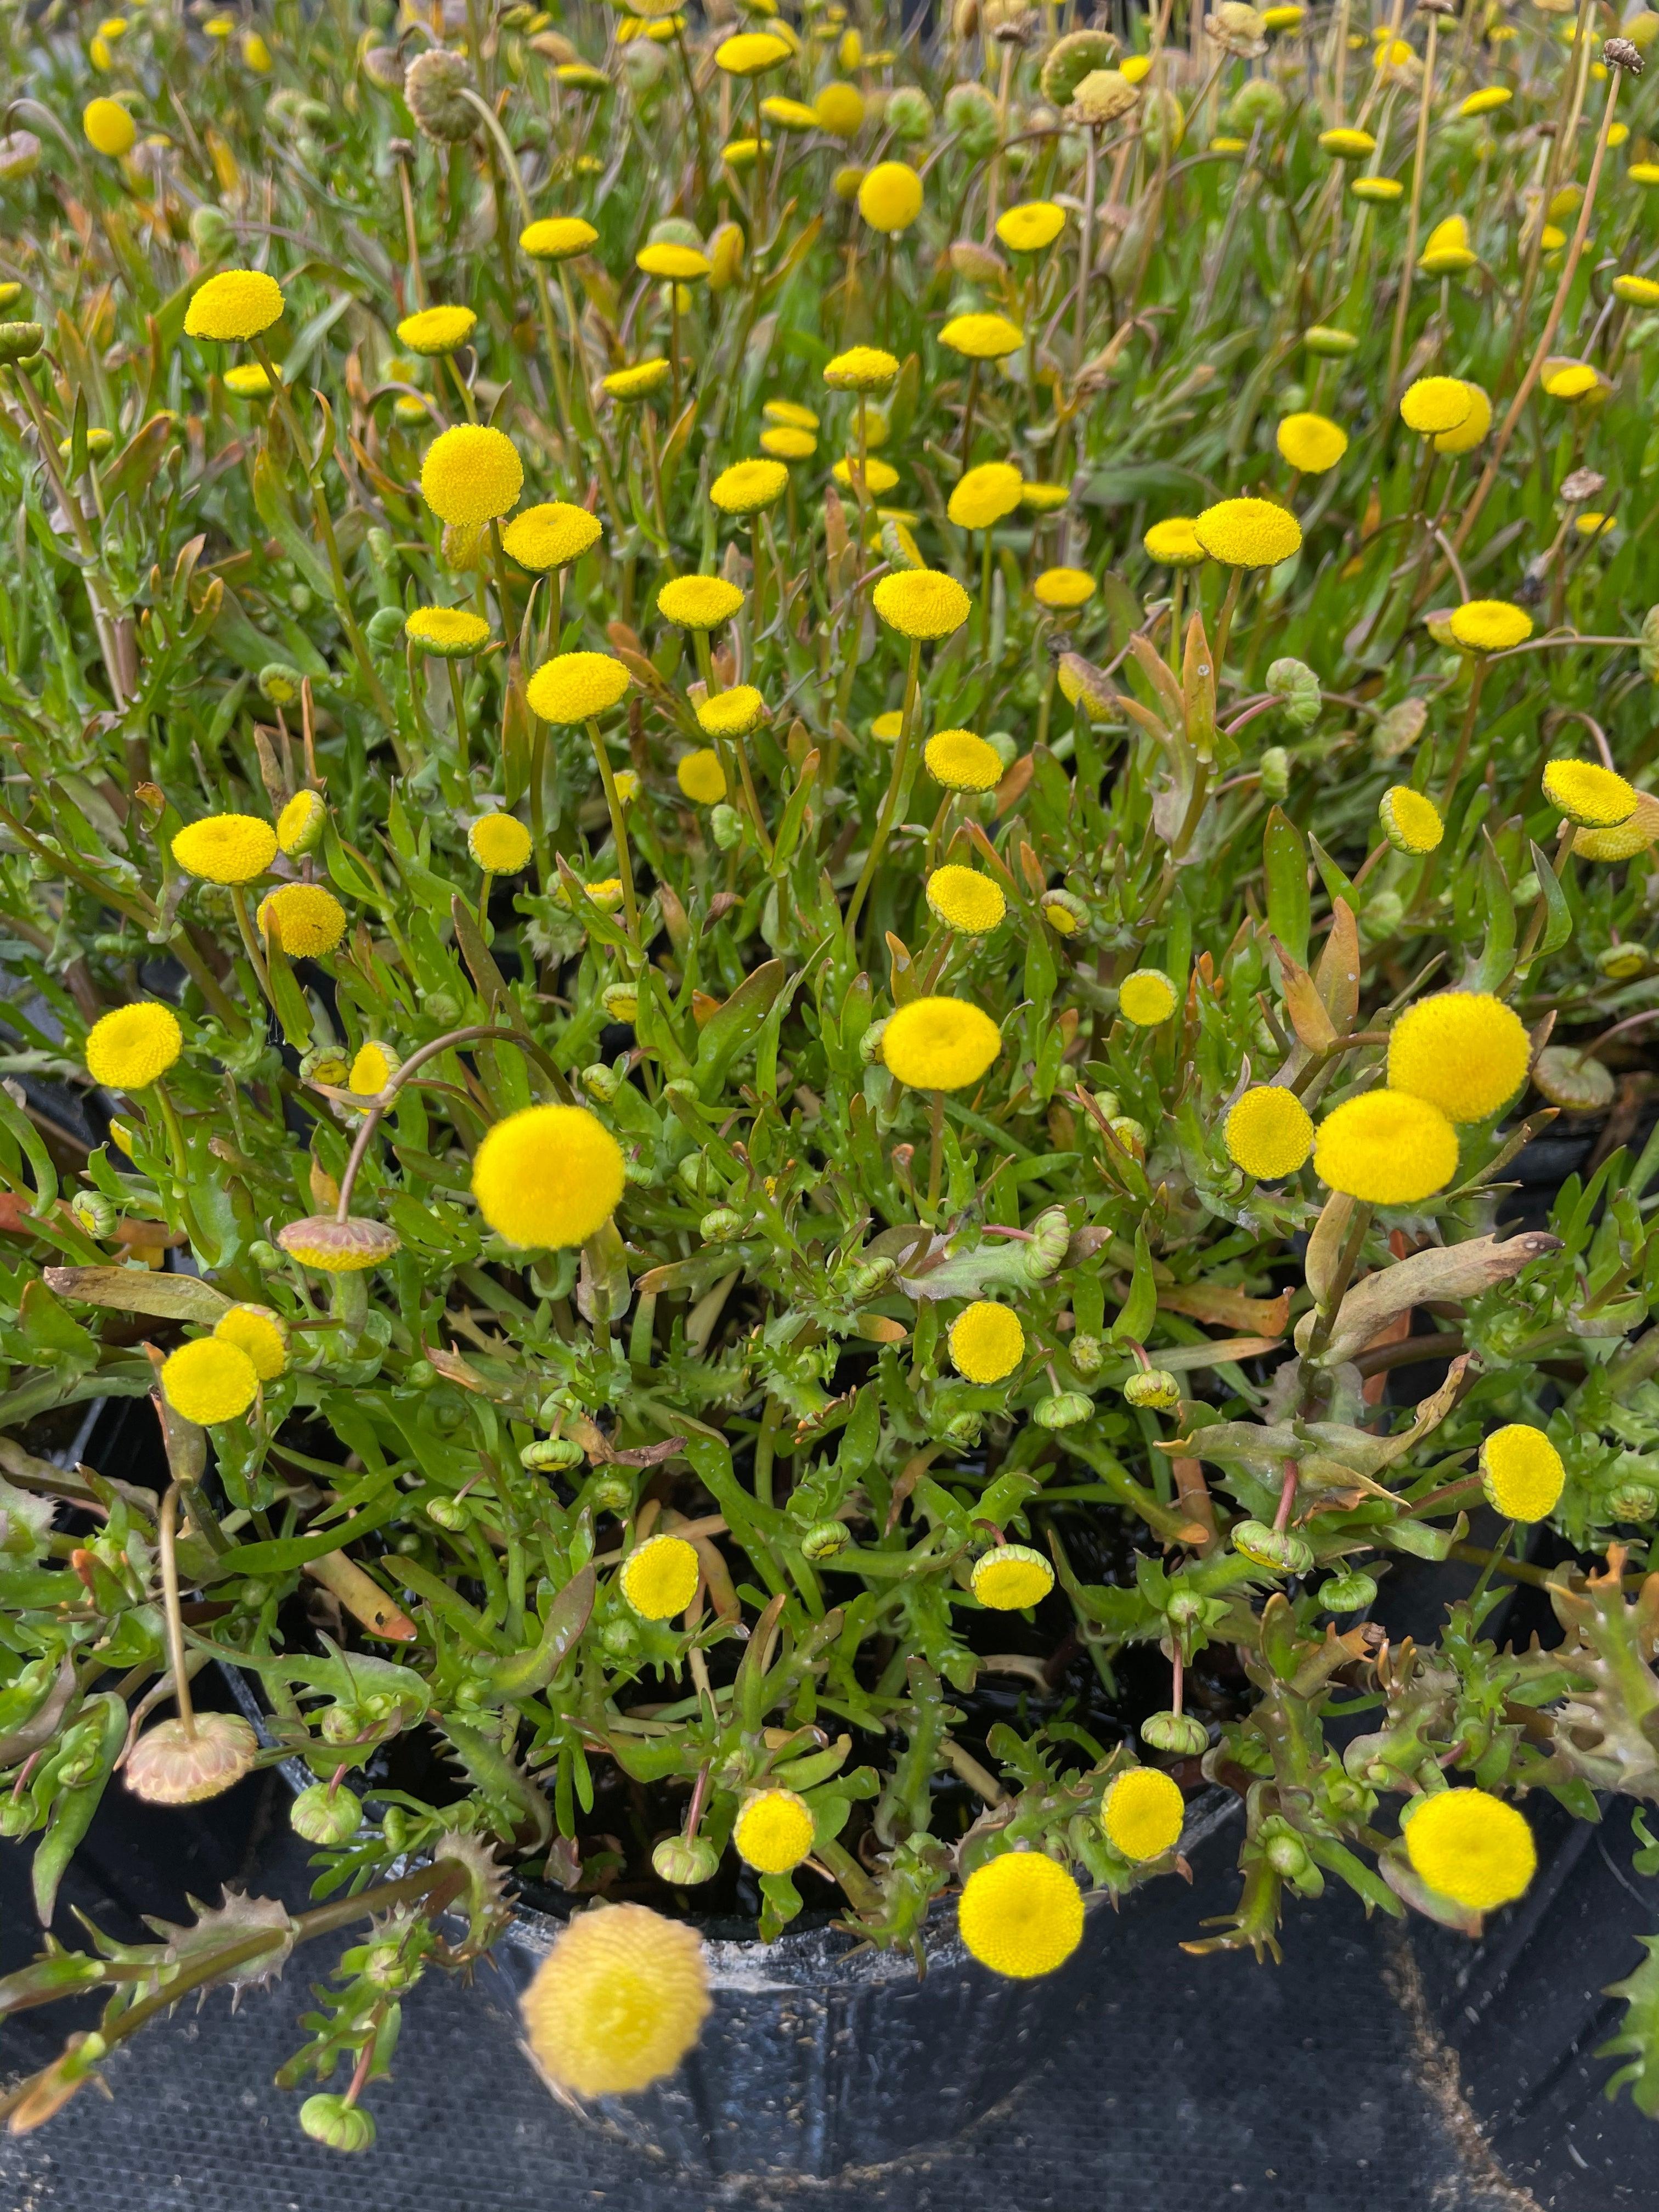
214, 1302, 289, 1383
1614, 274, 1659, 306
948, 1300, 1025, 1383
997, 201, 1066, 255
816, 81, 865, 136
1480, 1424, 1565, 1522
677, 748, 727, 804
658, 575, 745, 630
946, 461, 1023, 531
526, 652, 631, 724
520, 1904, 710, 2097
696, 685, 765, 739
882, 995, 1001, 1090
1400, 376, 1472, 435
971, 1544, 1053, 1610
256, 883, 347, 959
636, 241, 712, 281
1403, 1789, 1534, 1913
1194, 498, 1302, 567
1632, 161, 1659, 185
858, 160, 923, 233
468, 813, 533, 875
420, 424, 524, 526
958, 1852, 1084, 1979
520, 216, 599, 262
348, 1042, 396, 1096
733, 1788, 815, 1872
1419, 215, 1476, 274
1542, 362, 1599, 401
396, 304, 477, 357
275, 1215, 400, 1272
620, 1532, 700, 1620
222, 363, 273, 397
1119, 968, 1177, 1026
472, 1102, 625, 1248
1144, 517, 1205, 566
761, 97, 820, 132
832, 454, 900, 495
709, 458, 789, 515
1387, 991, 1531, 1124
871, 712, 904, 744
926, 865, 1006, 934
1379, 785, 1444, 855
1459, 86, 1511, 115
404, 606, 492, 657
823, 345, 900, 391
1319, 126, 1376, 158
715, 29, 791, 72
172, 812, 278, 885
1022, 482, 1071, 513
925, 729, 1003, 791
1314, 1089, 1459, 1204
1034, 566, 1096, 610
1102, 1767, 1184, 1861
1262, 4, 1306, 26
1542, 758, 1638, 827
764, 398, 820, 432
162, 1337, 260, 1426
761, 424, 817, 460
184, 268, 286, 343
872, 569, 972, 640
939, 312, 1024, 360
1223, 1085, 1313, 1180
602, 358, 673, 402
1351, 177, 1404, 204
83, 97, 138, 157
1276, 413, 1348, 474
85, 1003, 182, 1091
501, 502, 602, 572
1447, 598, 1531, 653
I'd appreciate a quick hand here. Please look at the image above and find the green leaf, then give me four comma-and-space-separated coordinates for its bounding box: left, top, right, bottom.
1263, 806, 1310, 970
1528, 839, 1573, 962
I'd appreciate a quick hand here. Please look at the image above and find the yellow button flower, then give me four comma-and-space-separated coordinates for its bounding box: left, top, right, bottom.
214, 1303, 289, 1382
925, 729, 1003, 790
947, 461, 1023, 531
1480, 1424, 1565, 1522
85, 1003, 182, 1091
1386, 991, 1531, 1124
501, 502, 602, 572
620, 1532, 701, 1620
1102, 1767, 1185, 1861
420, 424, 524, 526
1222, 1085, 1313, 1180
1542, 361, 1599, 400
520, 216, 599, 261
1379, 786, 1444, 855
468, 813, 533, 875
1614, 274, 1659, 306
636, 241, 712, 281
1400, 375, 1473, 435
404, 606, 492, 657
1403, 1790, 1534, 1913
872, 569, 972, 640
815, 81, 865, 136
882, 995, 1001, 1090
1447, 598, 1531, 653
733, 1789, 815, 1872
172, 812, 278, 885
1319, 126, 1376, 157
1313, 1089, 1459, 1204
161, 1338, 261, 1426
709, 458, 789, 515
471, 1102, 626, 1248
996, 200, 1066, 253
83, 97, 137, 157
1419, 214, 1476, 273
760, 424, 816, 459
256, 883, 347, 958
858, 159, 923, 233
1351, 177, 1404, 203
395, 304, 477, 356
602, 358, 672, 401
222, 363, 273, 398
1144, 517, 1205, 566
1459, 86, 1511, 115
275, 1216, 401, 1272
184, 268, 286, 342
926, 864, 1006, 934
696, 685, 765, 738
520, 1904, 710, 2097
1119, 968, 1177, 1025
939, 312, 1024, 360
1542, 758, 1637, 827
831, 454, 899, 495
948, 1301, 1025, 1382
971, 1544, 1053, 1609
677, 748, 727, 804
715, 30, 791, 73
1275, 413, 1348, 473
1193, 498, 1302, 567
657, 575, 745, 629
958, 1852, 1084, 1979
823, 345, 900, 391
526, 651, 631, 724
1034, 566, 1096, 610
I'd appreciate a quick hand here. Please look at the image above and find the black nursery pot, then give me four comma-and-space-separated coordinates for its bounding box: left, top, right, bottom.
498, 1791, 1240, 2183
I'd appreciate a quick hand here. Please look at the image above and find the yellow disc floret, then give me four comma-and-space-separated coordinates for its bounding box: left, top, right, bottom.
395, 304, 477, 356
619, 1532, 701, 1620
696, 686, 765, 739
732, 1788, 815, 1872
1193, 498, 1302, 567
404, 606, 492, 657
1402, 1789, 1535, 1913
1542, 759, 1638, 827
1276, 413, 1348, 473
420, 424, 524, 526
472, 1104, 625, 1249
971, 1544, 1054, 1610
184, 268, 286, 341
657, 575, 745, 629
1386, 991, 1531, 1124
1480, 1424, 1566, 1522
1034, 567, 1097, 610
882, 996, 1001, 1090
925, 729, 1003, 791
1400, 375, 1473, 434
468, 813, 534, 874
947, 461, 1024, 531
1313, 1089, 1460, 1204
636, 242, 712, 281
677, 749, 727, 804
213, 1302, 289, 1382
161, 1338, 261, 1425
1447, 599, 1532, 653
256, 883, 347, 958
872, 570, 972, 640
823, 346, 900, 391
526, 652, 632, 724
957, 1852, 1084, 1979
858, 160, 923, 232
1379, 786, 1444, 854
709, 459, 789, 515
1119, 969, 1177, 1026
939, 312, 1024, 360
520, 1904, 710, 2097
85, 1003, 182, 1091
926, 864, 1006, 934
996, 200, 1066, 253
502, 503, 603, 572
1144, 517, 1205, 566
948, 1300, 1025, 1383
84, 97, 137, 157
1102, 1767, 1185, 1862
520, 216, 599, 261
172, 813, 278, 885
1223, 1085, 1313, 1179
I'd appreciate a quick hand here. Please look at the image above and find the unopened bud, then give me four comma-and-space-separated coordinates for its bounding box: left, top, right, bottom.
652, 1833, 720, 1884
1140, 1709, 1207, 1755
1124, 1368, 1181, 1411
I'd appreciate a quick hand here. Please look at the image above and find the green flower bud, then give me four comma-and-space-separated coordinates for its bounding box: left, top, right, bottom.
290, 1782, 364, 1845
701, 1206, 744, 1240
885, 86, 934, 140
1261, 1819, 1313, 1881
70, 1190, 117, 1238
1231, 1520, 1314, 1575
1361, 889, 1404, 940
1041, 26, 1118, 105
300, 2095, 376, 2152
300, 1044, 349, 1086
1034, 1390, 1093, 1430
860, 1018, 889, 1066
426, 1497, 471, 1530
580, 1472, 635, 1516
1266, 657, 1321, 730
1022, 1205, 1071, 1281
258, 662, 304, 708
1319, 1570, 1378, 1611
1226, 76, 1287, 131
943, 1411, 984, 1446
366, 605, 407, 649
582, 1062, 620, 1103
652, 1833, 721, 1884
1610, 1483, 1659, 1523
1303, 324, 1359, 356
1108, 1116, 1147, 1161
601, 1616, 639, 1656
1140, 1709, 1208, 1755
1040, 888, 1089, 936
800, 1519, 850, 1561
1070, 1331, 1104, 1378
601, 981, 639, 1023
710, 802, 744, 850
944, 78, 1000, 157
1124, 1368, 1181, 1411
1260, 745, 1291, 800
521, 1437, 585, 1472
1596, 943, 1648, 983
247, 1239, 283, 1269
0, 321, 44, 364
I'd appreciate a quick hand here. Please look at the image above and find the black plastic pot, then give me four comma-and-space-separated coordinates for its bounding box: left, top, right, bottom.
496, 1790, 1242, 2182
